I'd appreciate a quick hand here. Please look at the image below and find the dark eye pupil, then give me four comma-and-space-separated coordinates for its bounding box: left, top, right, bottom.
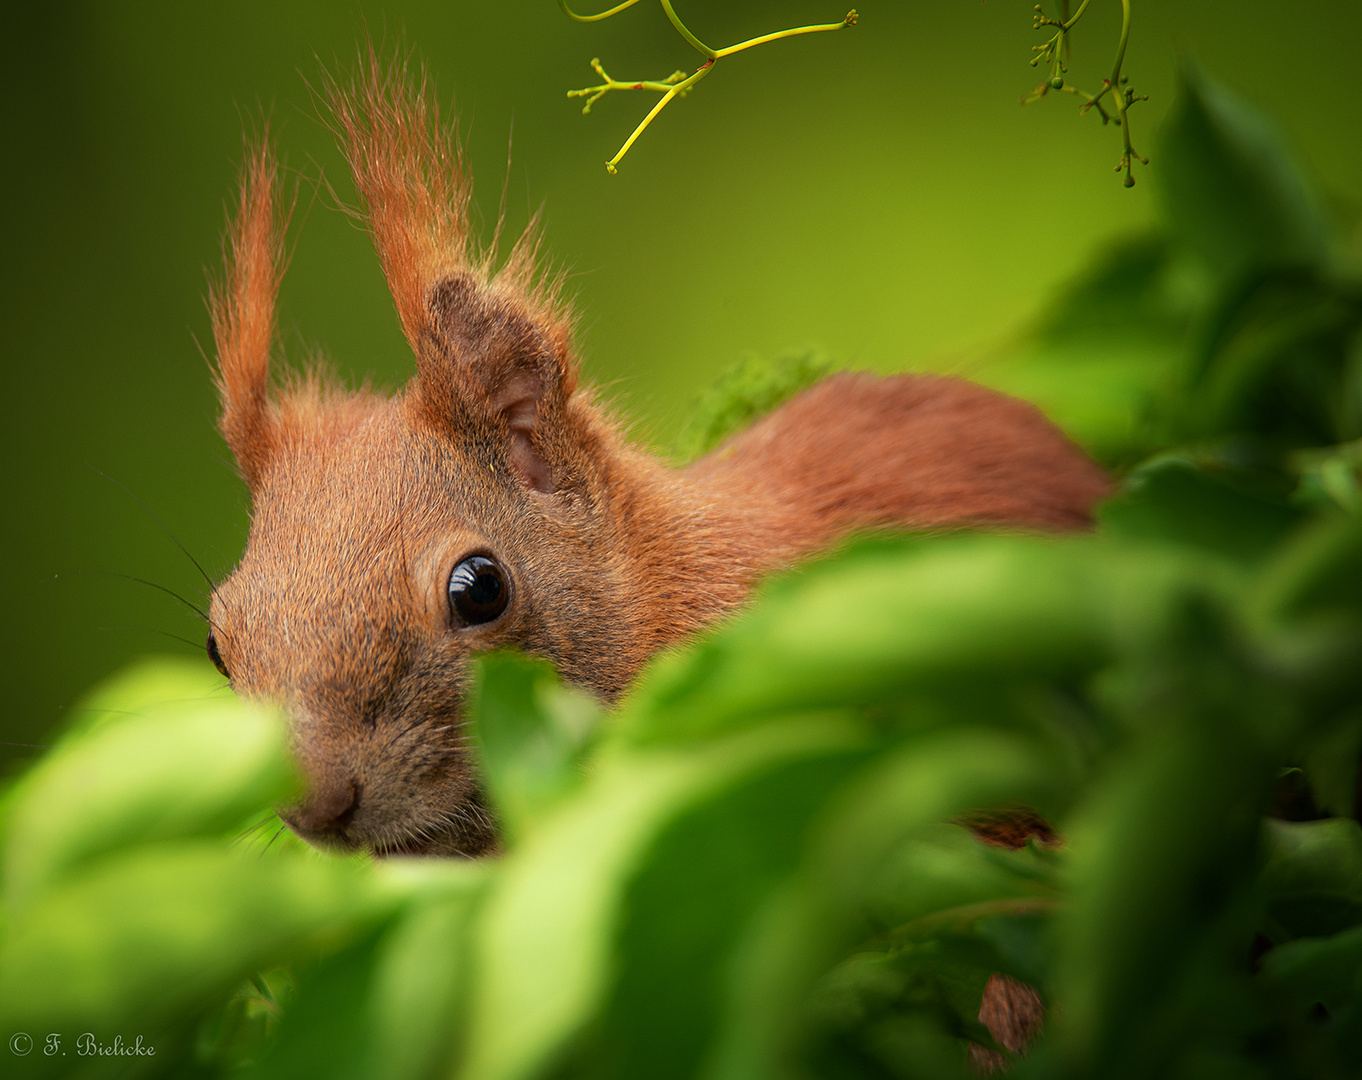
468, 572, 502, 606
206, 632, 230, 679
448, 555, 510, 625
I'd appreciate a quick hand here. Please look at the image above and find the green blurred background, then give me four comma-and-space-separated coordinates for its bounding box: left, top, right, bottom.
3, 0, 1360, 774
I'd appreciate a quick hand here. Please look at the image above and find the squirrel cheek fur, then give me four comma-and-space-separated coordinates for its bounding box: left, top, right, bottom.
206, 55, 1110, 863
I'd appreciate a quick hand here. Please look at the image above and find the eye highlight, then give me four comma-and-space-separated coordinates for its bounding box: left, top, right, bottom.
206, 631, 230, 679
448, 555, 510, 626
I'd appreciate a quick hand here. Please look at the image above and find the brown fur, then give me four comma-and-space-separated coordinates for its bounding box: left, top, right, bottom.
970, 974, 1045, 1072
958, 807, 1061, 851
207, 58, 1107, 888
208, 134, 292, 488
960, 814, 1055, 1065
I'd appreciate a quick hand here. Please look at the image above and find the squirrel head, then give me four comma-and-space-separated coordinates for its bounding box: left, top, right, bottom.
206, 56, 671, 856
204, 53, 1112, 859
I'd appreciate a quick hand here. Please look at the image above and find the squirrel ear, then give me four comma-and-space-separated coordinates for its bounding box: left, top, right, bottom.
416, 272, 575, 494
324, 52, 576, 493
209, 136, 290, 488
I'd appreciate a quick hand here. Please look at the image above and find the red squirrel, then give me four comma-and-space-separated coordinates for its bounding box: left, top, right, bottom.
205, 56, 1109, 860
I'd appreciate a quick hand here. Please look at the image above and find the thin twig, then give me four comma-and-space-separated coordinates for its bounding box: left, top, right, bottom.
563, 2, 857, 173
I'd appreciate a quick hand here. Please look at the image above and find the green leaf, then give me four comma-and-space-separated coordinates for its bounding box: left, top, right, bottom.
970, 236, 1191, 464
467, 651, 603, 843
810, 730, 1073, 918
1300, 710, 1362, 819
244, 926, 388, 1080
697, 728, 1069, 1080
0, 842, 383, 1035
1260, 818, 1362, 940
1157, 65, 1332, 281
674, 347, 833, 462
1255, 514, 1362, 624
360, 867, 488, 1080
810, 938, 1005, 1057
806, 950, 979, 1080
461, 716, 864, 1080
1182, 274, 1360, 450
1261, 924, 1362, 1015
1050, 596, 1282, 1074
239, 862, 487, 1080
864, 825, 1059, 957
619, 536, 1127, 747
2, 656, 297, 911
582, 747, 871, 1080
1296, 437, 1362, 515
1099, 456, 1304, 563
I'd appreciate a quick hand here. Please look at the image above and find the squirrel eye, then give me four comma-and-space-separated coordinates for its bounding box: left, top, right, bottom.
206, 631, 230, 679
448, 555, 510, 626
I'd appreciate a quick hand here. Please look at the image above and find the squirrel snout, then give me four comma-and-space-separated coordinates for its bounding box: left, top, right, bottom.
283, 776, 361, 842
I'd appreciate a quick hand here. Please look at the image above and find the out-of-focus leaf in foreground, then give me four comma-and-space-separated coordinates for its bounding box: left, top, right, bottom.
2, 657, 297, 910
1157, 64, 1333, 283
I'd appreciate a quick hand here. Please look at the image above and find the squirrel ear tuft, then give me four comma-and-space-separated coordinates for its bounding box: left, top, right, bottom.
325, 49, 576, 493
417, 272, 573, 493
209, 135, 291, 488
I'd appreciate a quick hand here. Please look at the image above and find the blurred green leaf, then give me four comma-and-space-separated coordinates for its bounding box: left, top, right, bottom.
360, 865, 488, 1080
1099, 456, 1304, 562
2, 656, 296, 911
0, 842, 382, 1036
1296, 437, 1362, 515
468, 651, 603, 843
1260, 818, 1362, 940
241, 861, 487, 1080
1255, 514, 1362, 623
1183, 274, 1360, 451
864, 826, 1060, 958
811, 731, 1075, 919
812, 939, 1005, 1057
674, 348, 833, 462
1261, 924, 1362, 1015
619, 537, 1121, 747
807, 953, 978, 1080
243, 927, 387, 1080
462, 716, 864, 1080
691, 728, 1072, 1080
971, 237, 1190, 464
1051, 594, 1283, 1076
1300, 710, 1362, 818
1157, 65, 1332, 281
582, 747, 870, 1080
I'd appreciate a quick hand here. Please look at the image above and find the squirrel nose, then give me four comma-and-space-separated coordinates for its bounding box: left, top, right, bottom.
288, 777, 361, 836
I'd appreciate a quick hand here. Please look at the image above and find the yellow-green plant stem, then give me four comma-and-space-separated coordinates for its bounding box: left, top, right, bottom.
1107, 0, 1147, 186
559, 0, 643, 22
659, 0, 717, 58
562, 2, 857, 173
1023, 0, 1146, 186
1029, 0, 1094, 83
568, 58, 689, 115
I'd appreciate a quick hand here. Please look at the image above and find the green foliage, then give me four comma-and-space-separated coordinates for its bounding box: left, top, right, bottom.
673, 347, 833, 462
975, 67, 1362, 472
1157, 64, 1333, 281
3, 68, 1362, 1079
